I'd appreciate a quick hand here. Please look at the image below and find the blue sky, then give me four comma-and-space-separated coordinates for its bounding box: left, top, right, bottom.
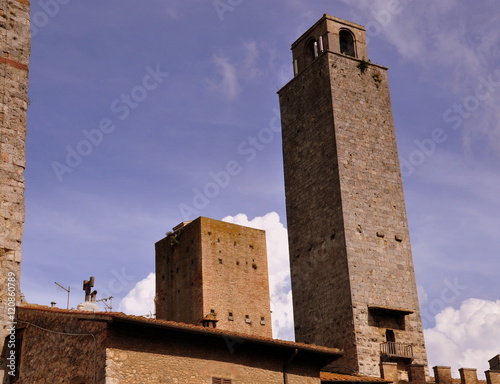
23, 0, 499, 374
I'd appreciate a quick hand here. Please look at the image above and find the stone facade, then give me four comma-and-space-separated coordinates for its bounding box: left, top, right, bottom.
16, 305, 342, 384
0, 0, 30, 382
278, 14, 427, 377
156, 217, 272, 338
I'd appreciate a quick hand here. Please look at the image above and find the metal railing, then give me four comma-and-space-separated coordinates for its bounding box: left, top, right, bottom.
380, 342, 414, 358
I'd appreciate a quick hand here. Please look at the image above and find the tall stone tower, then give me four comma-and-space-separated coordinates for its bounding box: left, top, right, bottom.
0, 0, 30, 381
156, 217, 272, 338
278, 14, 427, 378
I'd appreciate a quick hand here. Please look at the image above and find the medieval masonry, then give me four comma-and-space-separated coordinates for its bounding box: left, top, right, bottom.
155, 217, 273, 338
3, 9, 500, 384
0, 0, 30, 382
278, 14, 428, 378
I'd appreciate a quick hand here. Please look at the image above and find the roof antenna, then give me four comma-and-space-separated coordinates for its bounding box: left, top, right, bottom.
54, 281, 71, 309
96, 296, 113, 311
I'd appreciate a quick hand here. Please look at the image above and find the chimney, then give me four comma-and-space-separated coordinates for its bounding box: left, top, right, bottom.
486, 355, 500, 384
490, 356, 500, 371
200, 313, 218, 329
434, 366, 453, 384
409, 364, 426, 384
459, 368, 478, 384
380, 362, 399, 383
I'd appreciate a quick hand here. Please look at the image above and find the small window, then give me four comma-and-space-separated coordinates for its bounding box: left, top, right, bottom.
245, 315, 251, 324
339, 29, 356, 57
213, 378, 232, 384
260, 317, 266, 325
307, 39, 318, 58
304, 38, 319, 68
228, 312, 234, 321
386, 329, 396, 342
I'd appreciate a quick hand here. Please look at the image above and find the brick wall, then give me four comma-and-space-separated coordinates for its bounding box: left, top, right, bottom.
156, 217, 272, 338
156, 220, 204, 324
0, 0, 30, 381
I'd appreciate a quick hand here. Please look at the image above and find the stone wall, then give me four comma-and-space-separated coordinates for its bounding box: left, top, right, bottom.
279, 51, 358, 370
0, 0, 30, 382
15, 307, 108, 383
328, 50, 427, 377
106, 322, 321, 384
16, 307, 334, 384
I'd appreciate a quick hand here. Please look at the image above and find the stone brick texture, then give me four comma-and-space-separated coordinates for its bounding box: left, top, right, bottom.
16, 306, 332, 384
14, 307, 108, 384
434, 366, 453, 384
279, 14, 427, 377
0, 0, 30, 381
106, 322, 321, 384
156, 217, 272, 338
486, 370, 500, 384
460, 368, 479, 384
409, 364, 427, 384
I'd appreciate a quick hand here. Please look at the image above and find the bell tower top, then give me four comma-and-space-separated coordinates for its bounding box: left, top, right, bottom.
291, 14, 368, 76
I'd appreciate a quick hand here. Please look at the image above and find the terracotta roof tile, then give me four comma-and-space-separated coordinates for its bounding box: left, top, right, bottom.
18, 304, 343, 357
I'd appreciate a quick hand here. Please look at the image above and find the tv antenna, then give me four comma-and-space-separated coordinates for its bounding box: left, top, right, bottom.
96, 296, 113, 311
54, 282, 71, 309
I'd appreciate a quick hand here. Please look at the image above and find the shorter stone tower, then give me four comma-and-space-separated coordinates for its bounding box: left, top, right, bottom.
156, 217, 272, 338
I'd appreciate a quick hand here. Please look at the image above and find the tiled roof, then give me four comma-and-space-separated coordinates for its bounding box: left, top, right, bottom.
18, 304, 343, 358
321, 372, 391, 383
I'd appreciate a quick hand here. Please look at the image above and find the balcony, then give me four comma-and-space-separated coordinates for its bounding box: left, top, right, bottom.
380, 342, 414, 359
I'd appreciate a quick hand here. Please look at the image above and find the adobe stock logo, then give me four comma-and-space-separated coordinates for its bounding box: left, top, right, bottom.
51, 65, 169, 182
31, 0, 72, 37
401, 68, 500, 178
213, 0, 244, 21
178, 108, 288, 220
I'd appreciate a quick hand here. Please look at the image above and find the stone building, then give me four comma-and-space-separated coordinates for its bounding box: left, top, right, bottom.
15, 305, 342, 384
278, 14, 428, 378
0, 0, 30, 381
155, 217, 272, 338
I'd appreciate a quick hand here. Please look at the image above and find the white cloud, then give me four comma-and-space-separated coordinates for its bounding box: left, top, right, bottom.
424, 298, 500, 378
118, 273, 155, 316
242, 41, 260, 80
207, 54, 241, 101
